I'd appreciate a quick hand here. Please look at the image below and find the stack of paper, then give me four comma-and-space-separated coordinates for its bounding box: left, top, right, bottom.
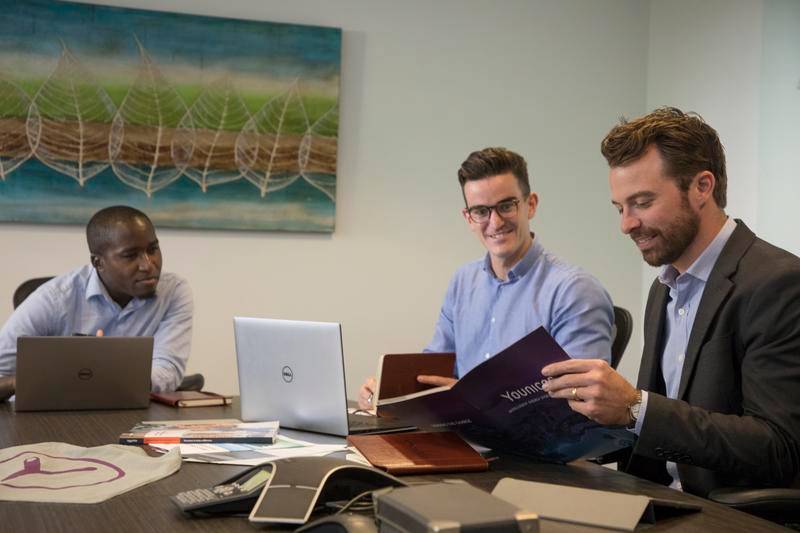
150, 434, 348, 466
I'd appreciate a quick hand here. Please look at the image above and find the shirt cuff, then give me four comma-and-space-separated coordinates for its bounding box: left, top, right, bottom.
633, 390, 648, 435
151, 365, 179, 393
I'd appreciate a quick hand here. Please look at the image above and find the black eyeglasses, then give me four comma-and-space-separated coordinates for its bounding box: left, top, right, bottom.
465, 197, 521, 223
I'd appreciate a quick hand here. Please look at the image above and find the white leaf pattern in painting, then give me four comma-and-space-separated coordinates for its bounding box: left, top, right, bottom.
299, 103, 338, 202
0, 76, 34, 180
25, 44, 116, 185
172, 78, 250, 192
109, 36, 188, 197
235, 81, 307, 197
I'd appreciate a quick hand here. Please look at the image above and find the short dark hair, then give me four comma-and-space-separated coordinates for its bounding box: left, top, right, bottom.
600, 106, 727, 208
458, 147, 531, 198
86, 206, 154, 255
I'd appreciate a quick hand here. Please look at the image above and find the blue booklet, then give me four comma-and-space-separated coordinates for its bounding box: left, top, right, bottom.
378, 327, 634, 463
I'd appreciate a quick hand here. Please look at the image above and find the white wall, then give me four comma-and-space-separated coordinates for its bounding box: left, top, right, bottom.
759, 0, 800, 256
644, 0, 800, 354
647, 0, 763, 228
0, 0, 649, 395
640, 0, 764, 368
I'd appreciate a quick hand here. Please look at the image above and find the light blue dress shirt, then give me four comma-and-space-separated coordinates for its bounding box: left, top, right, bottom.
425, 236, 614, 377
0, 265, 193, 392
635, 217, 736, 489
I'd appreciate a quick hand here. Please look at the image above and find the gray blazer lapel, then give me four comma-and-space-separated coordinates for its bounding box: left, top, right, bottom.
677, 221, 755, 399
638, 280, 669, 390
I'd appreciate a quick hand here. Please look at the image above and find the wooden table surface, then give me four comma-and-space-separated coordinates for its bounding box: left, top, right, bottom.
0, 399, 789, 532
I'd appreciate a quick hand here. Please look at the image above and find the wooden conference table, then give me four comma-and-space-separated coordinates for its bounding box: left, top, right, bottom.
0, 399, 789, 533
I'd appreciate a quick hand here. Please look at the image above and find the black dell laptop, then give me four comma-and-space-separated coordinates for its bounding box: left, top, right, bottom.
14, 336, 153, 411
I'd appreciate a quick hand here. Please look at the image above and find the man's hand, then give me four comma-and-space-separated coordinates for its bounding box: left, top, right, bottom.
358, 377, 377, 410
541, 359, 637, 426
416, 375, 457, 387
0, 376, 15, 402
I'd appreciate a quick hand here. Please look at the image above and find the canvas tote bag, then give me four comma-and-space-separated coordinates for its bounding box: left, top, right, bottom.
0, 442, 181, 503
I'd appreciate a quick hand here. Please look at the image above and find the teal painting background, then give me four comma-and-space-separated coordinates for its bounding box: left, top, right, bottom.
0, 0, 341, 232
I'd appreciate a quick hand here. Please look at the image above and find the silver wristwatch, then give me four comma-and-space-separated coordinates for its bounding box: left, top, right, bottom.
627, 390, 643, 429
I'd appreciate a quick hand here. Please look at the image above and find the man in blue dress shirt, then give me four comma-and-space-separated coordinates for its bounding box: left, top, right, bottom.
542, 108, 800, 497
0, 205, 193, 393
358, 147, 614, 408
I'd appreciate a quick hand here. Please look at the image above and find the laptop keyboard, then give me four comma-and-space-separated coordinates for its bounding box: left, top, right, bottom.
347, 413, 415, 435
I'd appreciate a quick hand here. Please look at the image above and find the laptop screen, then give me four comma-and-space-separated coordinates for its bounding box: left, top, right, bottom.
233, 318, 350, 436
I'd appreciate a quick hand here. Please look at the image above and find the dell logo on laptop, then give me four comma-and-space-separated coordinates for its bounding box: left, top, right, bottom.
282, 366, 294, 383
78, 368, 93, 380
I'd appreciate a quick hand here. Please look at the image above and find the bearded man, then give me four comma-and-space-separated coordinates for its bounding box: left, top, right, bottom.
541, 107, 800, 498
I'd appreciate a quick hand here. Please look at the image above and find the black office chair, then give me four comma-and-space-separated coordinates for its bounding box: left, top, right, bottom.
12, 276, 204, 392
589, 305, 634, 466
611, 305, 633, 369
13, 276, 55, 309
177, 373, 204, 391
709, 487, 800, 530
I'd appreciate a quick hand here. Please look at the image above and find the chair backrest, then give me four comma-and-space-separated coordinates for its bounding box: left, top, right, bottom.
13, 277, 55, 309
611, 305, 633, 369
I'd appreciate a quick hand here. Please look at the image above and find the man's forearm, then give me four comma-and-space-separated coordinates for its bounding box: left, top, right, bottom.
0, 376, 15, 401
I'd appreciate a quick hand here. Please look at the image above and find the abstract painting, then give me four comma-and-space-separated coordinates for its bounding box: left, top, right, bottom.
0, 0, 341, 232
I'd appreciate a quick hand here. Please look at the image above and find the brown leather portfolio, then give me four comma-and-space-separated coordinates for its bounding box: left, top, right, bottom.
347, 431, 488, 475
376, 352, 455, 401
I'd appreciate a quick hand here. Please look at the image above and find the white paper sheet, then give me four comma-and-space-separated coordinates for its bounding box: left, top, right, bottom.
150, 435, 347, 466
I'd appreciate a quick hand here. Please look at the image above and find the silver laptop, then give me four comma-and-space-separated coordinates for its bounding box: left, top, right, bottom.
14, 336, 153, 411
234, 317, 351, 436
234, 317, 413, 437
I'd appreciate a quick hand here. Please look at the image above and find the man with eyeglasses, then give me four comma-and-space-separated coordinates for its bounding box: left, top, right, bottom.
358, 147, 614, 409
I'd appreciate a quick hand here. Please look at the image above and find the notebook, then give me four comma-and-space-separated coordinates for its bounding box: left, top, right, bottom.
150, 390, 233, 407
233, 317, 411, 436
374, 352, 455, 414
14, 336, 153, 411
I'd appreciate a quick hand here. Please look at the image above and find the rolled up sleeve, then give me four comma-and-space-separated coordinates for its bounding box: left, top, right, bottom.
150, 280, 193, 392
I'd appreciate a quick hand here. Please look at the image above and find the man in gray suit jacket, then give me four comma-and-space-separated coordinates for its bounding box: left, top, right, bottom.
541, 107, 800, 497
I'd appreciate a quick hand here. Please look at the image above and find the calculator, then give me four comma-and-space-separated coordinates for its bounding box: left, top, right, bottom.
172, 465, 273, 515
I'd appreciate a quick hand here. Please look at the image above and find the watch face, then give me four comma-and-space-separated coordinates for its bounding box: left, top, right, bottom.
627, 394, 643, 429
